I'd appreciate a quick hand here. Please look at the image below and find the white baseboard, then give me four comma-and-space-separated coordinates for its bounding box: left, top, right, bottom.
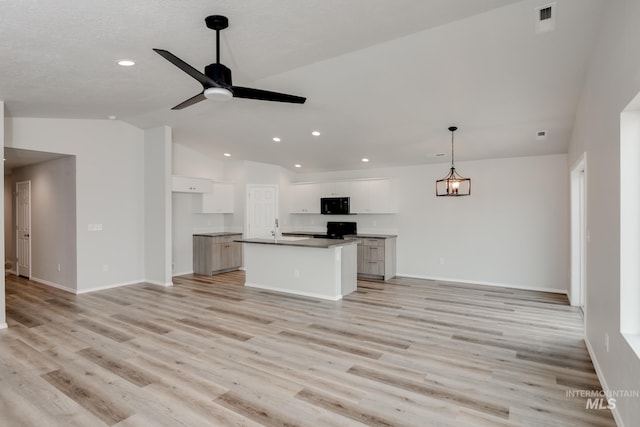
30, 276, 77, 294
145, 280, 173, 287
172, 270, 193, 277
397, 272, 568, 295
245, 282, 341, 301
584, 337, 624, 427
76, 279, 146, 294
0, 322, 7, 330
5, 269, 16, 275
15, 273, 173, 294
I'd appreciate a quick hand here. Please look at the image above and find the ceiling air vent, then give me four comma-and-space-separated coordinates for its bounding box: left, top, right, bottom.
535, 2, 556, 34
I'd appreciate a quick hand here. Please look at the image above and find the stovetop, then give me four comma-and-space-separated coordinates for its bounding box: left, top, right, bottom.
324, 221, 357, 239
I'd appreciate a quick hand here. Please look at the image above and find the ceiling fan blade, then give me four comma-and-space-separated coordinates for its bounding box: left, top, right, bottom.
232, 86, 306, 104
153, 49, 218, 88
171, 92, 207, 110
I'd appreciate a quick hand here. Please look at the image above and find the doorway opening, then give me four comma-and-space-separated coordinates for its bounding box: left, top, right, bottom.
15, 180, 31, 278
570, 154, 587, 319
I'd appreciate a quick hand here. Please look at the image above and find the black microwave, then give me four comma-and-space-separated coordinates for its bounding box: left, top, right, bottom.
321, 197, 350, 215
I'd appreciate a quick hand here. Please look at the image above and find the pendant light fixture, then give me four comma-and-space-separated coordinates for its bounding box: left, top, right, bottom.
436, 126, 471, 196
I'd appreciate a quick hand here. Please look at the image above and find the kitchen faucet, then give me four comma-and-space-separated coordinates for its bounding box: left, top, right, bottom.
272, 218, 279, 242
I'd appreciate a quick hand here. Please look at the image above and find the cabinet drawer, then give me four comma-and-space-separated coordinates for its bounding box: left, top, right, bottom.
212, 235, 240, 244
365, 245, 385, 261
361, 238, 384, 247
362, 260, 384, 276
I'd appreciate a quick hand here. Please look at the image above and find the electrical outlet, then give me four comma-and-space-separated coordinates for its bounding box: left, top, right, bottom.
294, 269, 300, 278
57, 264, 61, 271
439, 257, 445, 265
102, 264, 109, 272
605, 333, 609, 352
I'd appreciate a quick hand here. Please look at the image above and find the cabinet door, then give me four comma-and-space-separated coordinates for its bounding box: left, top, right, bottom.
210, 243, 223, 272
319, 181, 351, 197
172, 176, 211, 193
221, 242, 243, 269
290, 183, 320, 213
200, 183, 234, 213
349, 181, 370, 214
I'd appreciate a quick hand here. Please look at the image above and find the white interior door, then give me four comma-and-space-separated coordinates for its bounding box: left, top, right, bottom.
16, 180, 32, 278
246, 185, 278, 238
570, 156, 586, 315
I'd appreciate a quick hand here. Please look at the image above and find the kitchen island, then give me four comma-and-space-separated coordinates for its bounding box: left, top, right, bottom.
235, 237, 359, 300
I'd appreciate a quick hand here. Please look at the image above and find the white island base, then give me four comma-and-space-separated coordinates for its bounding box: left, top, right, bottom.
240, 238, 358, 301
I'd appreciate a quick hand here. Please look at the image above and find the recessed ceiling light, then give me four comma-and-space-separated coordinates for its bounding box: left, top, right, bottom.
272, 137, 281, 142
361, 158, 370, 163
223, 153, 231, 157
117, 59, 135, 67
294, 164, 301, 168
311, 131, 321, 136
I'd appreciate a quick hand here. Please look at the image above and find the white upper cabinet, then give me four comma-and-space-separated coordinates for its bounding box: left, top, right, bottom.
350, 179, 397, 214
349, 180, 369, 213
199, 182, 235, 213
172, 176, 212, 193
290, 178, 397, 214
290, 183, 320, 213
319, 181, 351, 197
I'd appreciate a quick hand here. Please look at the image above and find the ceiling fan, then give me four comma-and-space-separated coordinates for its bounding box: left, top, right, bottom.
154, 15, 306, 110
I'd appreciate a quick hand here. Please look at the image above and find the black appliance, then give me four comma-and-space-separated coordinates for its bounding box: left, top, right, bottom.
321, 197, 350, 215
313, 221, 357, 239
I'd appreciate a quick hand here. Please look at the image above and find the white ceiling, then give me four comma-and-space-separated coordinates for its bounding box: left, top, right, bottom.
1, 0, 605, 173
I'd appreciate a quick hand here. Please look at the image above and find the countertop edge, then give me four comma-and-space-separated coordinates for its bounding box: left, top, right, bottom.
193, 232, 243, 237
235, 238, 360, 248
282, 232, 397, 239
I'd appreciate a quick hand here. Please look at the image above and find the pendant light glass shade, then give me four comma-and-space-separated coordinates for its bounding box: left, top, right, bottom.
436, 126, 471, 196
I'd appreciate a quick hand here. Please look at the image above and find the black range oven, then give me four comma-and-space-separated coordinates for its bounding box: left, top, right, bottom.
313, 221, 357, 239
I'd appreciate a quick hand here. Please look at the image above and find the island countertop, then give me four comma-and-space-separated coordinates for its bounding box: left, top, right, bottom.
193, 232, 242, 237
282, 231, 397, 239
235, 237, 360, 248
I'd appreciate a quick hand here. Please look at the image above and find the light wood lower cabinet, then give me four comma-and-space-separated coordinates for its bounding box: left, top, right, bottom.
193, 234, 243, 275
357, 237, 396, 281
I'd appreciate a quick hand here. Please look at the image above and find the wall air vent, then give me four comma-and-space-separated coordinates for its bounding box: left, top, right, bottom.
535, 2, 556, 34
536, 130, 548, 140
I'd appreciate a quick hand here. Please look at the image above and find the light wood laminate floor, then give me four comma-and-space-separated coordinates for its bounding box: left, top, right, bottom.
1, 272, 615, 426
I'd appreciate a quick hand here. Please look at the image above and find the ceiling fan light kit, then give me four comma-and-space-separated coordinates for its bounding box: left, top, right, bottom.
436, 126, 471, 197
154, 15, 306, 110
204, 87, 232, 101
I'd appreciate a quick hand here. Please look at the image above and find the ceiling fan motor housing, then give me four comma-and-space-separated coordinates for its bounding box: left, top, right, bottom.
205, 63, 232, 87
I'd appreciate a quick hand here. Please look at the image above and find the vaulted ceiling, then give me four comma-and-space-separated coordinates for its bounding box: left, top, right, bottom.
1, 0, 605, 172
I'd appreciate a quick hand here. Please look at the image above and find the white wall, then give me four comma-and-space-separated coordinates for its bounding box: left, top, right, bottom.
290, 154, 569, 292
567, 0, 640, 424
5, 118, 146, 292
144, 126, 172, 286
8, 156, 77, 290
